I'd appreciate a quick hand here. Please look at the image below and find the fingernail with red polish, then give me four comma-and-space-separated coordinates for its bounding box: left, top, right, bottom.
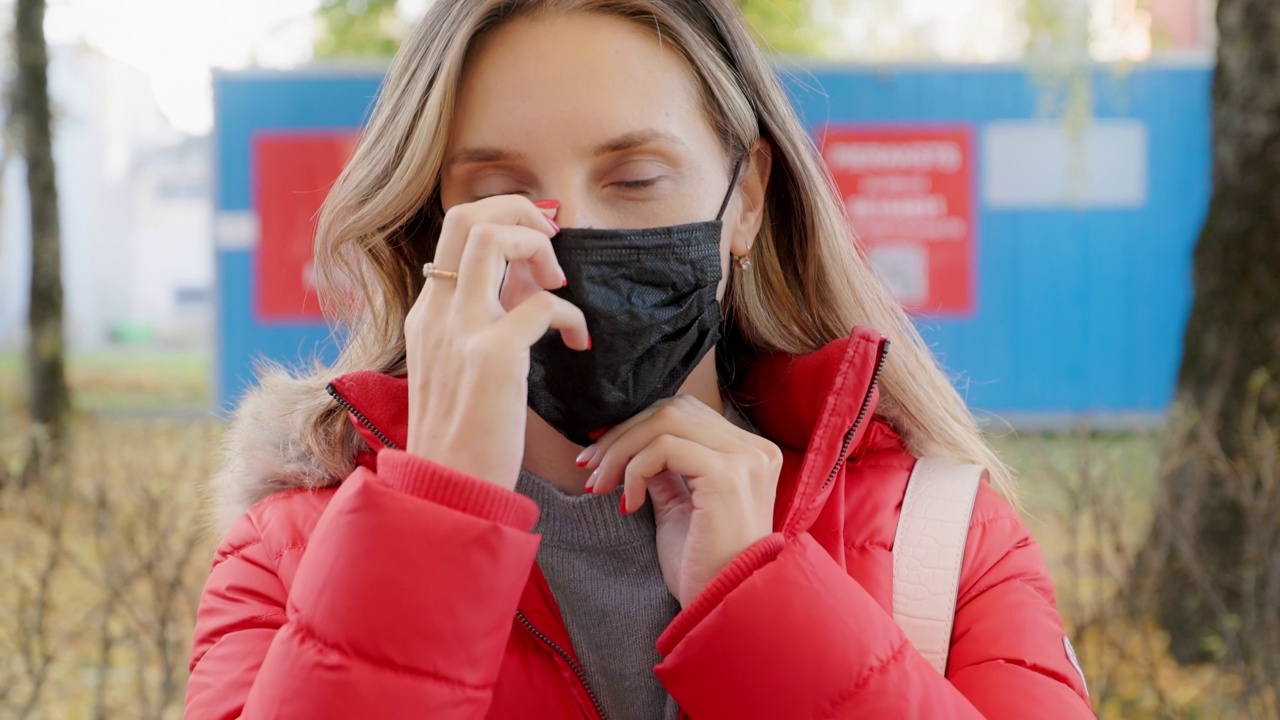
533, 200, 560, 233
588, 427, 610, 441
619, 495, 628, 514
575, 446, 596, 467
586, 334, 593, 350
585, 469, 599, 492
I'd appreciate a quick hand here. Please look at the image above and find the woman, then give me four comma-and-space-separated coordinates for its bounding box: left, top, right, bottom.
187, 1, 1093, 718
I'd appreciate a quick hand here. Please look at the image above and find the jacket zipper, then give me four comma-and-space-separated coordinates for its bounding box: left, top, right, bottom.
326, 383, 403, 450
817, 339, 890, 497
516, 610, 607, 719
327, 383, 607, 719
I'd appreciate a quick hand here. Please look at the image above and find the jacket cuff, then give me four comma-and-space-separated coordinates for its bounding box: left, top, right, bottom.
376, 449, 539, 531
657, 533, 786, 655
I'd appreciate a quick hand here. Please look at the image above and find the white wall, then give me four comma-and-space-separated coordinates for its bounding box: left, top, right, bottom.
0, 43, 212, 352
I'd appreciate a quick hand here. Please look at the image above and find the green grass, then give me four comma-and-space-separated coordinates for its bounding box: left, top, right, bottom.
992, 430, 1163, 520
0, 350, 210, 412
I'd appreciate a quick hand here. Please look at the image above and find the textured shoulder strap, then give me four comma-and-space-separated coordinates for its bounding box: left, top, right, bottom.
892, 458, 985, 676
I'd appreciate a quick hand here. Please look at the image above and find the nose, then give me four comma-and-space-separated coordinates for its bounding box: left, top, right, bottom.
536, 191, 601, 231
548, 200, 584, 230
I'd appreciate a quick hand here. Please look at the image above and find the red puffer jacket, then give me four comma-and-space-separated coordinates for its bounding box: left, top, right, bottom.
187, 327, 1093, 719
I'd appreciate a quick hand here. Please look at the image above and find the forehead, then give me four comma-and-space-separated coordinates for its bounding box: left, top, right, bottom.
449, 12, 716, 156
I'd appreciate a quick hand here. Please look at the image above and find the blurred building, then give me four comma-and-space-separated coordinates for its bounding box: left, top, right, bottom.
1151, 0, 1214, 51
0, 42, 213, 353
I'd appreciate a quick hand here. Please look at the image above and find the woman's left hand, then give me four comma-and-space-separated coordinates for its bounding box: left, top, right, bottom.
582, 395, 783, 606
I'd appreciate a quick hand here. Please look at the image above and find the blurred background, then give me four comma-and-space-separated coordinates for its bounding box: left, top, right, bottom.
3, 0, 1279, 718
0, 0, 1203, 359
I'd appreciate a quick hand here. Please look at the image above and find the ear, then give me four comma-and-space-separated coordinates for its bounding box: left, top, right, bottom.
729, 139, 773, 259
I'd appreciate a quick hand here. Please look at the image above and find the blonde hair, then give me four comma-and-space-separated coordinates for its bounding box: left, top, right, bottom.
237, 0, 1013, 499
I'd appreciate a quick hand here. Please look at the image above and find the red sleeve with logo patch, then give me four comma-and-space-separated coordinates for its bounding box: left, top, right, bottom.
654, 483, 1092, 718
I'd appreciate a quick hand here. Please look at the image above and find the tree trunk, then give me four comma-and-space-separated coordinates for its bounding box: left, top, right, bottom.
15, 0, 69, 448
1141, 0, 1280, 684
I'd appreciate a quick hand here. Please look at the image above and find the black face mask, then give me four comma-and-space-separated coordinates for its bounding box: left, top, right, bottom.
527, 160, 743, 447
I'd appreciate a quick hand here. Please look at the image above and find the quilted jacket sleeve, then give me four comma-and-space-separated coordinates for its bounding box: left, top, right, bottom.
653, 483, 1093, 719
185, 449, 541, 719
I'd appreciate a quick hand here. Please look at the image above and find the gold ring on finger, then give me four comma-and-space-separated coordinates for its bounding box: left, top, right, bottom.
422, 262, 459, 281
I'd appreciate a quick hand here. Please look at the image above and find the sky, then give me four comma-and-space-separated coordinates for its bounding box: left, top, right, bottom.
43, 0, 321, 134
31, 0, 1157, 136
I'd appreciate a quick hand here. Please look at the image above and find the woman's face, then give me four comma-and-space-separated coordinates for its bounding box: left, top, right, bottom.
441, 11, 762, 289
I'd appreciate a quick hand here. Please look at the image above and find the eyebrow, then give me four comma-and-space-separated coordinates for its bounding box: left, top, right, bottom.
446, 146, 526, 167
592, 129, 687, 155
446, 129, 686, 168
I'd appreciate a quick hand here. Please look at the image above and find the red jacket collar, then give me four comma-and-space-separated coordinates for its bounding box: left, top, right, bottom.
327, 372, 410, 456
737, 327, 889, 533
327, 326, 890, 533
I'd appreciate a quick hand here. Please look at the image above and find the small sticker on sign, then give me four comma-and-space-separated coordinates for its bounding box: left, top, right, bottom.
868, 244, 929, 306
1064, 636, 1089, 698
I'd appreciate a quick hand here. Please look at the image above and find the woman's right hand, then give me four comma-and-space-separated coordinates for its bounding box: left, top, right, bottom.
404, 196, 588, 490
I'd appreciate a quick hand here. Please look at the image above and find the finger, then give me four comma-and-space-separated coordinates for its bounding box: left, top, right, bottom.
433, 195, 560, 272
407, 254, 457, 331
499, 260, 545, 312
589, 400, 725, 497
455, 223, 563, 311
488, 290, 590, 351
621, 435, 719, 514
645, 469, 691, 514
500, 200, 560, 309
585, 395, 726, 473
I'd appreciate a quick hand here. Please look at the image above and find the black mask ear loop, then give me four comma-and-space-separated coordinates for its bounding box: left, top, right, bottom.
715, 155, 747, 414
715, 155, 746, 222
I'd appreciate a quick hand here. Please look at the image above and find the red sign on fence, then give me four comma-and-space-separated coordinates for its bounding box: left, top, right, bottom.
253, 131, 358, 322
819, 125, 975, 315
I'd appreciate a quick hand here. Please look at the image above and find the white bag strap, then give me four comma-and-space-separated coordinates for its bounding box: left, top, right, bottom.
891, 458, 984, 676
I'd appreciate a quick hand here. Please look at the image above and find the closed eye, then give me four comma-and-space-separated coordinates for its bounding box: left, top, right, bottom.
613, 177, 661, 190
473, 190, 531, 201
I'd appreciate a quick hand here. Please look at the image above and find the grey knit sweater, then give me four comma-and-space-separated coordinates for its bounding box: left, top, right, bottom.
516, 469, 682, 720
